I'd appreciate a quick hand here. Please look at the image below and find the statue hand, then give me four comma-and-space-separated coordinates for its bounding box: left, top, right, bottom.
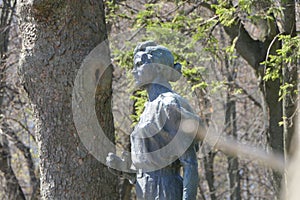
106, 152, 136, 184
106, 152, 128, 171
106, 151, 136, 172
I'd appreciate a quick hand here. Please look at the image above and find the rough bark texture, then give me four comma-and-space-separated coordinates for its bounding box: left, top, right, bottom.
203, 151, 216, 200
280, 0, 298, 156
0, 0, 17, 55
18, 0, 118, 199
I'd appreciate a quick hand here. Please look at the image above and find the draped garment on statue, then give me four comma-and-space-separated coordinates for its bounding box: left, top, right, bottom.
131, 92, 200, 200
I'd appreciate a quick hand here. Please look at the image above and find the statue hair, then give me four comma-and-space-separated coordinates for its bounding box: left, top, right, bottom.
134, 41, 182, 82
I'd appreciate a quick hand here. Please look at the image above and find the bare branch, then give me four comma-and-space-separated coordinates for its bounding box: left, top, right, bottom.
2, 125, 39, 199
3, 117, 36, 141
233, 82, 262, 109
184, 1, 213, 15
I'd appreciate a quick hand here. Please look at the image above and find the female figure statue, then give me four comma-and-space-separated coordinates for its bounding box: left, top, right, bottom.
107, 41, 205, 200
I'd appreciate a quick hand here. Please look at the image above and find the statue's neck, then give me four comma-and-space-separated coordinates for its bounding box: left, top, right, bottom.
146, 83, 172, 102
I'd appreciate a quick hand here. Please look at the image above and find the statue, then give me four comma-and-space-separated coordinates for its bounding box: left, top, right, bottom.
107, 41, 206, 200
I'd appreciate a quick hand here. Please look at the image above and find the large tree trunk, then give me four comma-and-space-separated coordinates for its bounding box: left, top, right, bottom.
18, 0, 118, 199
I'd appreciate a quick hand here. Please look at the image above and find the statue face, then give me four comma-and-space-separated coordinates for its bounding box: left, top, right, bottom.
132, 52, 156, 87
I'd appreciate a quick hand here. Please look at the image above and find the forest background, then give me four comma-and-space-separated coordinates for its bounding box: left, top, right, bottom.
0, 0, 299, 200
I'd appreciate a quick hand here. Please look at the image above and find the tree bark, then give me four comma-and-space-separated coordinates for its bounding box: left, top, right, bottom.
279, 0, 298, 156
225, 58, 241, 200
0, 0, 17, 56
278, 0, 298, 195
203, 151, 216, 200
18, 0, 118, 199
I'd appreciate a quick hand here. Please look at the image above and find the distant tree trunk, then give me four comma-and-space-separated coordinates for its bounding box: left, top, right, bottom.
0, 0, 16, 55
280, 0, 298, 194
225, 57, 241, 200
18, 0, 118, 199
203, 151, 216, 200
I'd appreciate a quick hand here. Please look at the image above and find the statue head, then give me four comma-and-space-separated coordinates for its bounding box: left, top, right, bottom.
132, 41, 182, 88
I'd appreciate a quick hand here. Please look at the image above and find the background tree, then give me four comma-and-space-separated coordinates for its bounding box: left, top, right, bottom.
17, 0, 118, 199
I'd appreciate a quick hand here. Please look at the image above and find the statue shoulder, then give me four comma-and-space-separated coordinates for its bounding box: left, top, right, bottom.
157, 92, 178, 105
158, 92, 193, 112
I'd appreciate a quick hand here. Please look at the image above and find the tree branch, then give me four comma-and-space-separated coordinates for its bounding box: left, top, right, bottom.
233, 82, 262, 109
184, 1, 213, 15
3, 126, 39, 199
222, 21, 265, 70
4, 117, 36, 141
0, 133, 26, 200
277, 0, 297, 36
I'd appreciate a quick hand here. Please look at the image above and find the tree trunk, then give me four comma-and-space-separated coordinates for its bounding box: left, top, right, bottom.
18, 0, 118, 199
264, 79, 284, 195
280, 0, 298, 195
203, 151, 216, 200
0, 0, 17, 55
279, 0, 298, 155
225, 58, 241, 200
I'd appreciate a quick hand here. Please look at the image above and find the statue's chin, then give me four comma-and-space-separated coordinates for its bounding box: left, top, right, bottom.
134, 81, 142, 88
134, 81, 149, 89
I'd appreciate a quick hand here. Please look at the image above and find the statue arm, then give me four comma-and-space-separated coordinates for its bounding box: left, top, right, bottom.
179, 144, 199, 200
165, 103, 203, 199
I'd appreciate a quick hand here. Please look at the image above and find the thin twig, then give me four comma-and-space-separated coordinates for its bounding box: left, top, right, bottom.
3, 117, 36, 141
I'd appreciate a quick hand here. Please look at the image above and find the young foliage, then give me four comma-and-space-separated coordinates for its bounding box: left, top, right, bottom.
130, 90, 148, 126
262, 35, 300, 100
212, 2, 237, 26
